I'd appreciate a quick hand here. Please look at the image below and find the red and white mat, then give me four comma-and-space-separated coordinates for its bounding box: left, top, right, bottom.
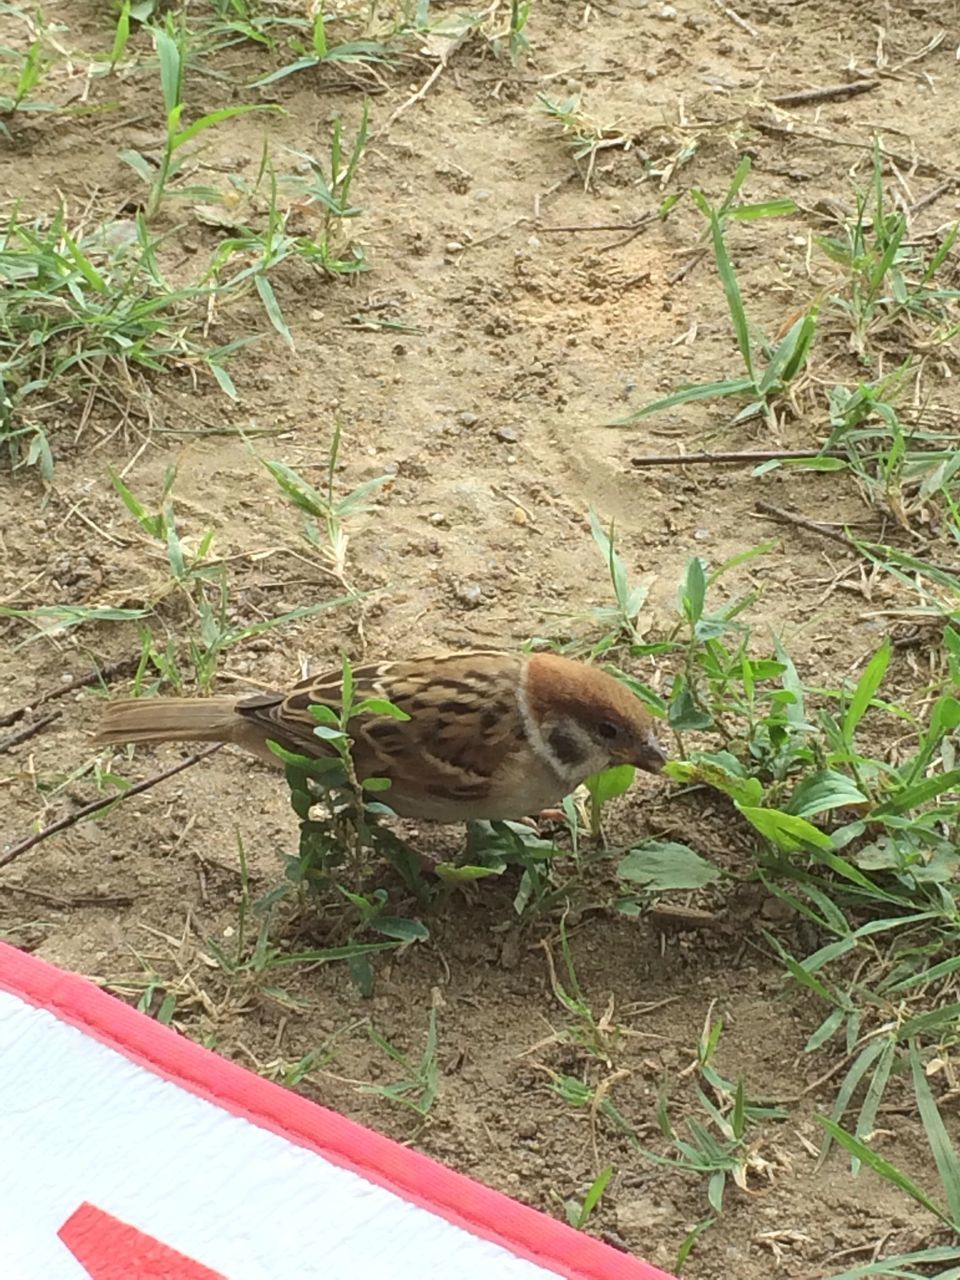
0, 941, 675, 1280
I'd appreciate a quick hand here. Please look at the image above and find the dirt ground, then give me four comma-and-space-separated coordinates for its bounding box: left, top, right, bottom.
1, 1, 958, 1275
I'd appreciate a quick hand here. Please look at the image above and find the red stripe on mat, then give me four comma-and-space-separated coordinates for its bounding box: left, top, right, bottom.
59, 1203, 226, 1280
0, 941, 675, 1280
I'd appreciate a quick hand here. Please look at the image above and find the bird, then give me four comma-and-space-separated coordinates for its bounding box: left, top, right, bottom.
95, 650, 667, 823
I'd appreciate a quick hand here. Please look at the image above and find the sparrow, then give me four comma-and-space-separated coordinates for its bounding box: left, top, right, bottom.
96, 650, 667, 823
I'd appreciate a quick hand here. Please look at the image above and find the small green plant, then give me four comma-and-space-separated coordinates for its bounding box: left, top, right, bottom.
361, 1007, 439, 1117
564, 1166, 613, 1231
106, 0, 132, 70
201, 0, 307, 52
252, 10, 391, 86
587, 512, 650, 649
507, 0, 531, 61
536, 94, 634, 191
120, 14, 274, 218
110, 464, 216, 592
281, 100, 370, 269
819, 1042, 960, 1280
0, 208, 248, 475
540, 916, 621, 1064
271, 657, 429, 993
817, 142, 960, 356
200, 834, 402, 990
609, 158, 809, 430
641, 1010, 787, 1266
262, 422, 390, 587
108, 466, 354, 691
0, 19, 48, 118
203, 123, 370, 351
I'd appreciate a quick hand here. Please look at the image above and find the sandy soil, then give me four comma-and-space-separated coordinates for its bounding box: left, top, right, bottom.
2, 1, 958, 1275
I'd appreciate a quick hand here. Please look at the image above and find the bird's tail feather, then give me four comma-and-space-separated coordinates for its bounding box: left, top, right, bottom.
96, 697, 240, 747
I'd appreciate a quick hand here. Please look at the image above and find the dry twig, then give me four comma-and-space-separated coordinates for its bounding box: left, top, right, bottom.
0, 744, 223, 871
631, 449, 847, 467
769, 80, 878, 108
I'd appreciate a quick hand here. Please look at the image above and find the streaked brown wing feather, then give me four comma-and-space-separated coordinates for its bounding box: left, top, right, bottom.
235, 652, 525, 808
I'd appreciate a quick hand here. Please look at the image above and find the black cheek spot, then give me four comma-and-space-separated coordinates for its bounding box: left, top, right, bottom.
548, 728, 586, 766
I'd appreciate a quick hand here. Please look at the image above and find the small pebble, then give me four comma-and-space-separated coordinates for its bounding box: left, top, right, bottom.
657, 4, 677, 17
446, 241, 464, 253
455, 582, 483, 608
495, 426, 518, 443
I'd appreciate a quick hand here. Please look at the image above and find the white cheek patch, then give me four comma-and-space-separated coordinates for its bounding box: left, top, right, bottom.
515, 679, 598, 785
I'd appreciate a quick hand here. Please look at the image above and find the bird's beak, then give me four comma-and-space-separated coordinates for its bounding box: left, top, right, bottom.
628, 731, 668, 774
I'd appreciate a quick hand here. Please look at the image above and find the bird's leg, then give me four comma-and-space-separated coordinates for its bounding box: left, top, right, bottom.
514, 808, 569, 834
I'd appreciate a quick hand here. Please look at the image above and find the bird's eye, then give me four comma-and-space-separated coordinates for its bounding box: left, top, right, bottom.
597, 720, 619, 740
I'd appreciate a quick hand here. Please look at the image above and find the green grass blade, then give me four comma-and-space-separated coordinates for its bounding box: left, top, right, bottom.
910, 1040, 960, 1226
842, 638, 891, 744
605, 377, 755, 424
818, 1117, 950, 1226
153, 19, 183, 116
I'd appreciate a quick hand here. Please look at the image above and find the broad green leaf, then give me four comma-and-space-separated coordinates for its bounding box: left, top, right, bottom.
118, 148, 155, 184
667, 683, 713, 731
787, 770, 868, 818
699, 197, 753, 380
728, 198, 798, 220
153, 21, 182, 115
738, 805, 834, 852
683, 556, 707, 624
617, 841, 721, 890
843, 639, 891, 743
373, 916, 428, 942
585, 764, 635, 805
253, 56, 320, 87
312, 724, 346, 741
307, 703, 339, 726
207, 359, 237, 398
666, 758, 763, 806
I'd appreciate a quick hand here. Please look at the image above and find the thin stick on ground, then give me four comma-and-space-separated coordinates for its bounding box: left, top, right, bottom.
631, 449, 848, 467
382, 59, 447, 130
754, 500, 960, 575
769, 80, 878, 108
0, 656, 140, 728
0, 710, 62, 755
541, 214, 659, 234
0, 744, 223, 871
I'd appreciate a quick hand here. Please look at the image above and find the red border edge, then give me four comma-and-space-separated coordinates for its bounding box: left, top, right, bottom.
0, 942, 675, 1280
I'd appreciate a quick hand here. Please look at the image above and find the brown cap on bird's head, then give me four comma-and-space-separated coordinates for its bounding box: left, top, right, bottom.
525, 652, 667, 774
